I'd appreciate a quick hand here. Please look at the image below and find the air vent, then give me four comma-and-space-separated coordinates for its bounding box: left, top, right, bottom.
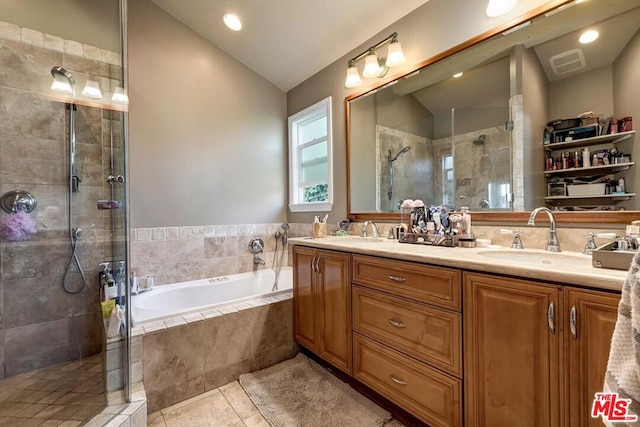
549, 49, 586, 76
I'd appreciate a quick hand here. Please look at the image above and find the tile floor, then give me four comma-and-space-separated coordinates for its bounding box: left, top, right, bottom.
149, 380, 405, 427
0, 355, 106, 426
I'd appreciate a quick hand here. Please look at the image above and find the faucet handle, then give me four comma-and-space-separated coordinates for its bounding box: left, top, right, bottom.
500, 228, 524, 249
583, 232, 618, 255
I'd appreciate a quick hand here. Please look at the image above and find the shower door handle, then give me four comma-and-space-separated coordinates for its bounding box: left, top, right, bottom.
107, 175, 125, 184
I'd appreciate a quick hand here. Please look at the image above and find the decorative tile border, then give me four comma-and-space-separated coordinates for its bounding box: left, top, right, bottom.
0, 20, 120, 65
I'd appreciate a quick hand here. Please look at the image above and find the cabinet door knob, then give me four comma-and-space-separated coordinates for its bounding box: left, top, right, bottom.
547, 302, 555, 334
388, 319, 407, 329
570, 305, 577, 340
389, 374, 407, 386
388, 275, 406, 282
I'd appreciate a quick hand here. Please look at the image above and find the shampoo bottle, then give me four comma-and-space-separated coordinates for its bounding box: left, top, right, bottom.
583, 147, 591, 168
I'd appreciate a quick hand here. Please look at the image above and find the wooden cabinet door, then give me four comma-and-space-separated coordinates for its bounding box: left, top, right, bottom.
464, 273, 562, 427
565, 288, 620, 427
318, 249, 352, 374
292, 245, 319, 353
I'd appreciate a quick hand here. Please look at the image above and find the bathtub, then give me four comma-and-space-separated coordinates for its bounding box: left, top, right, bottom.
131, 267, 293, 325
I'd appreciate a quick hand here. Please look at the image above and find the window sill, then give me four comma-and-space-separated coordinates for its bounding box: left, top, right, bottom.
289, 202, 333, 213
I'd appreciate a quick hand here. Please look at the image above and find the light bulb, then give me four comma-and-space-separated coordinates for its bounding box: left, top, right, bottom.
386, 41, 406, 67
453, 72, 464, 78
82, 80, 102, 99
345, 66, 362, 88
362, 52, 381, 78
486, 0, 518, 17
51, 76, 73, 94
111, 87, 129, 104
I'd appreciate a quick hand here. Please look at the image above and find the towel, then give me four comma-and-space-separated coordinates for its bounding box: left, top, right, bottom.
603, 250, 640, 425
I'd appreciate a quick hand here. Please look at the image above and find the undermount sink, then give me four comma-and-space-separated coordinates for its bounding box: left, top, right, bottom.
477, 250, 592, 267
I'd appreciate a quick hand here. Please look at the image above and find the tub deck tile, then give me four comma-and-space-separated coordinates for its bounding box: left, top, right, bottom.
232, 303, 253, 312
201, 309, 223, 319
142, 322, 166, 334
163, 317, 187, 328
218, 306, 238, 315
182, 313, 205, 324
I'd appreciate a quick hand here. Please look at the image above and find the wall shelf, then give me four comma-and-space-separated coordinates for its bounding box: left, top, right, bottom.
544, 162, 635, 176
544, 130, 635, 152
545, 193, 635, 201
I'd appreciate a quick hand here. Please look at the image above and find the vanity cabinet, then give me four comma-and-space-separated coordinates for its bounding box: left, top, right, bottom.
352, 255, 462, 427
292, 245, 352, 374
565, 288, 619, 427
464, 272, 621, 427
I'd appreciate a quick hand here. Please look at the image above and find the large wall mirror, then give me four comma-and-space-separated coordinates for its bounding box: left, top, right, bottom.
347, 0, 640, 223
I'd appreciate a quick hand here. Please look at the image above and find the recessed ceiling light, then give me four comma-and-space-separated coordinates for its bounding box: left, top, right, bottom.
453, 72, 464, 78
223, 13, 242, 31
579, 29, 599, 44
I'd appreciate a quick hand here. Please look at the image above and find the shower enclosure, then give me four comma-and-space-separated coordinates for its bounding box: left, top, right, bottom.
0, 0, 130, 423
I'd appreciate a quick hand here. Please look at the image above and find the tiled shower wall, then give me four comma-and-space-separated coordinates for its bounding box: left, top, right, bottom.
0, 22, 123, 377
130, 223, 312, 285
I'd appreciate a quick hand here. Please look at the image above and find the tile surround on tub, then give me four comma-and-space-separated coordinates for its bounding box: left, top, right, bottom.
130, 223, 310, 286
136, 296, 297, 413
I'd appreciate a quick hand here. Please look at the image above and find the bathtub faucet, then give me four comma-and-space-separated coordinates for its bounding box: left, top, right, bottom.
253, 255, 265, 265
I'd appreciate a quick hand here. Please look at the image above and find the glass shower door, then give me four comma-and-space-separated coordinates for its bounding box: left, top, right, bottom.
0, 0, 129, 423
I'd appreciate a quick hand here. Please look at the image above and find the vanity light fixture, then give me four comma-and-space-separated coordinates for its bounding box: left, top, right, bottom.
223, 13, 242, 31
344, 33, 406, 89
486, 0, 518, 17
453, 72, 464, 78
579, 29, 599, 44
50, 66, 75, 94
82, 80, 102, 99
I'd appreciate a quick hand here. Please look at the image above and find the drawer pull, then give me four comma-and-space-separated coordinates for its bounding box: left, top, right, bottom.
388, 275, 406, 282
389, 375, 407, 386
388, 319, 407, 329
547, 302, 555, 334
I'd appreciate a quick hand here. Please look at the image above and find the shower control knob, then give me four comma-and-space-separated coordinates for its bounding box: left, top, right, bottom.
107, 175, 125, 184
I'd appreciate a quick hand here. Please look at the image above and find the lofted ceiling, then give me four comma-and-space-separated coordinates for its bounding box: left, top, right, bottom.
149, 0, 429, 92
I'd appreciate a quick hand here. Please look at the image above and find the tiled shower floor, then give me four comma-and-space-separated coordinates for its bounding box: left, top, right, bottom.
0, 355, 106, 426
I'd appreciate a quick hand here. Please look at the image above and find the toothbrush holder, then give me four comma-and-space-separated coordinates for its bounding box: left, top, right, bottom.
312, 222, 327, 238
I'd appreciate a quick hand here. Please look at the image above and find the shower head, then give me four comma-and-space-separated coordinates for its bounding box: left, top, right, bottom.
389, 146, 411, 161
473, 135, 486, 145
50, 66, 75, 94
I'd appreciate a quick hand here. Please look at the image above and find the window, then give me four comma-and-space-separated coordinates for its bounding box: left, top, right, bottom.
442, 154, 454, 206
288, 97, 333, 212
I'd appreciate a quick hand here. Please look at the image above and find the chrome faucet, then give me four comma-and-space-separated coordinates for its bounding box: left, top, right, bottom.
361, 221, 381, 238
253, 256, 265, 265
527, 207, 560, 252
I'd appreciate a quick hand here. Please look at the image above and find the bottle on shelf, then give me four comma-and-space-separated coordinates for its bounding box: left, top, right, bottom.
583, 147, 591, 168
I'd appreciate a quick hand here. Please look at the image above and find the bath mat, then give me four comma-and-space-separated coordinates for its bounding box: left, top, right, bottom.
239, 353, 393, 427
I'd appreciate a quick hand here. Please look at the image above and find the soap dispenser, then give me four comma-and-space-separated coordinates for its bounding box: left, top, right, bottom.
99, 262, 111, 301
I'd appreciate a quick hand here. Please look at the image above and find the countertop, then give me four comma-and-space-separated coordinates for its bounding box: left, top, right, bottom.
289, 236, 628, 292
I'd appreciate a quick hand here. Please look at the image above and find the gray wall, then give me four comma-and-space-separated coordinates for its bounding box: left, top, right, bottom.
613, 29, 640, 210
522, 45, 549, 210
287, 0, 550, 222
549, 65, 614, 119
0, 0, 120, 51
128, 0, 287, 228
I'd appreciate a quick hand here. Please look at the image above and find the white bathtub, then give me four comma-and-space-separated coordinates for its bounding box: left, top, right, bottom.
131, 267, 293, 325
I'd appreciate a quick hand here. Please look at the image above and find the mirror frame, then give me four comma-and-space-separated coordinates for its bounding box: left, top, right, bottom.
346, 0, 640, 224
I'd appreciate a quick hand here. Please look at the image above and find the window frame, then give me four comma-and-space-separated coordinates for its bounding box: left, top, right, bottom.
288, 96, 333, 212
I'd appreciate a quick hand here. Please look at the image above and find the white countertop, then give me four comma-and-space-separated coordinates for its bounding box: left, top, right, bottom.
289, 236, 628, 292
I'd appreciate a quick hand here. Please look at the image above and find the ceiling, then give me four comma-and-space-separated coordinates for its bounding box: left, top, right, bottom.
150, 0, 429, 92
390, 0, 640, 115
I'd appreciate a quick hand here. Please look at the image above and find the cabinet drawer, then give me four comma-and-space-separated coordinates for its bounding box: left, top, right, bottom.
353, 285, 461, 377
352, 255, 461, 310
353, 334, 462, 427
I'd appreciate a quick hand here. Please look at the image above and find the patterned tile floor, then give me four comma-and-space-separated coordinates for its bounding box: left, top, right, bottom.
149, 380, 405, 427
0, 355, 106, 426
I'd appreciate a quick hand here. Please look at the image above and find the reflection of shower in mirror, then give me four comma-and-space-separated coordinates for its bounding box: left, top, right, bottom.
388, 146, 411, 204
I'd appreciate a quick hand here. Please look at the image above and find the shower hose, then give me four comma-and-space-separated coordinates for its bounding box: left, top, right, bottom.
63, 227, 87, 294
